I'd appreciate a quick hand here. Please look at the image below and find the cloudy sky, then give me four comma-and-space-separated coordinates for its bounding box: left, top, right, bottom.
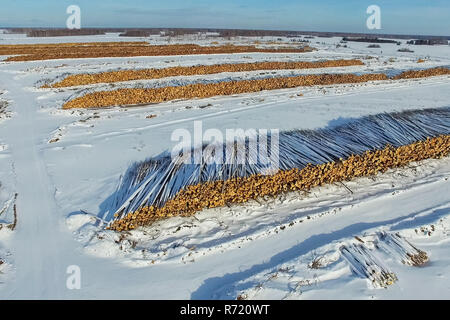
0, 0, 449, 36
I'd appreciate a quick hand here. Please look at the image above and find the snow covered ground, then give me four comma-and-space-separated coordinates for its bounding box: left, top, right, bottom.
0, 33, 449, 299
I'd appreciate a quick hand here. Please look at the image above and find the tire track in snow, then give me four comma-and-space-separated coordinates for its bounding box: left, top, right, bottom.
0, 74, 66, 298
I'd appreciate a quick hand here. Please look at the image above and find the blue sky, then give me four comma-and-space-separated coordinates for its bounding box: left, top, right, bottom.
0, 0, 449, 36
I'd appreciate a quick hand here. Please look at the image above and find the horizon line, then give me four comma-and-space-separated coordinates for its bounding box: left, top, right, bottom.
1, 27, 449, 39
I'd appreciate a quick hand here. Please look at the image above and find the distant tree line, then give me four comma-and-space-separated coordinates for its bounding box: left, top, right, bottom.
343, 37, 400, 44
3, 28, 450, 40
26, 29, 106, 37
406, 39, 448, 45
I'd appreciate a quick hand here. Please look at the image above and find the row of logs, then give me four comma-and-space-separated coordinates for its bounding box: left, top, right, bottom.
108, 135, 450, 231
1, 43, 314, 62
63, 73, 387, 109
62, 67, 450, 109
46, 59, 364, 88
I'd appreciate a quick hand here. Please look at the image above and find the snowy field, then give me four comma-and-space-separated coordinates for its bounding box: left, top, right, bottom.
0, 32, 449, 299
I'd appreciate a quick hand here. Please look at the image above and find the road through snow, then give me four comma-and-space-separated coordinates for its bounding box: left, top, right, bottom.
0, 72, 134, 299
0, 73, 68, 298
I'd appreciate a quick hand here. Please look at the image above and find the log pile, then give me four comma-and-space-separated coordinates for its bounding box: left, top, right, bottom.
63, 73, 387, 109
46, 59, 364, 88
62, 67, 450, 109
393, 67, 450, 79
0, 42, 314, 62
108, 134, 450, 231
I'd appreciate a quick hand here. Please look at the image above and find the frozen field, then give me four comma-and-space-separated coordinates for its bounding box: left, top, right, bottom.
0, 33, 449, 299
